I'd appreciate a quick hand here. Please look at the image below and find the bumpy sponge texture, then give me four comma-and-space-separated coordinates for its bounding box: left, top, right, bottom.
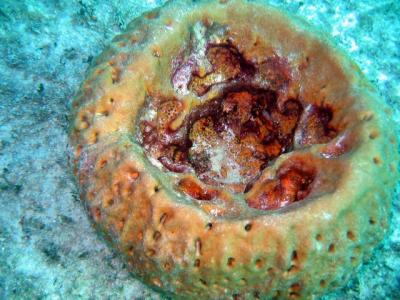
69, 0, 399, 299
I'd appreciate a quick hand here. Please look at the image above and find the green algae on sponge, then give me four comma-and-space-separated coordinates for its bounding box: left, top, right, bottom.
69, 0, 400, 299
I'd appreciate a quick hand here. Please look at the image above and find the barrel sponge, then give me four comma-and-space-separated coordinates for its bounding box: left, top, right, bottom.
69, 0, 399, 299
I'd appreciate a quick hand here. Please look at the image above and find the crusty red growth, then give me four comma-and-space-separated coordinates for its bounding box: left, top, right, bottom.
246, 159, 315, 210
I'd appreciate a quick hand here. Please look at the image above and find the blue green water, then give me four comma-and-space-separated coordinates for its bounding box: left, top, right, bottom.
0, 0, 399, 299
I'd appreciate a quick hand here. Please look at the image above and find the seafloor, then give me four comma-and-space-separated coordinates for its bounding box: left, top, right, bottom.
0, 0, 399, 299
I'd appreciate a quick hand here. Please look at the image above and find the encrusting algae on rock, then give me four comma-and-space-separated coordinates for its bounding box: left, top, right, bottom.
69, 0, 400, 299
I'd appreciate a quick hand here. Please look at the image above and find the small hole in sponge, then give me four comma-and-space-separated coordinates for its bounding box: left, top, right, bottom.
206, 222, 213, 230
245, 223, 252, 231
199, 279, 207, 286
127, 245, 134, 256
159, 213, 168, 225
287, 265, 298, 273
194, 259, 200, 268
347, 230, 356, 241
369, 218, 376, 225
78, 112, 90, 128
104, 197, 114, 208
373, 156, 381, 165
153, 231, 161, 241
227, 257, 236, 267
232, 294, 242, 300
290, 282, 301, 292
320, 279, 327, 288
255, 258, 264, 269
316, 234, 323, 241
154, 186, 160, 192
369, 131, 379, 139
91, 206, 101, 221
328, 244, 335, 253
89, 131, 99, 144
98, 159, 107, 168
291, 250, 298, 261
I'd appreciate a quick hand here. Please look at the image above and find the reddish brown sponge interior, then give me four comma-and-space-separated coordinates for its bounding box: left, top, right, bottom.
187, 45, 256, 96
139, 33, 345, 210
246, 155, 317, 210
